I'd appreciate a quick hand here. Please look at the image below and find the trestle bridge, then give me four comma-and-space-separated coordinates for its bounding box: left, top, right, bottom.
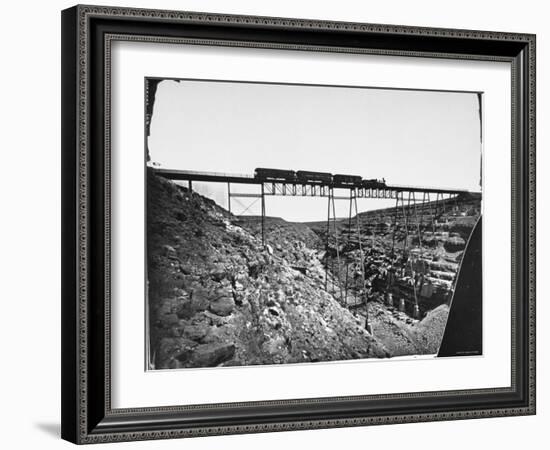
154, 167, 479, 333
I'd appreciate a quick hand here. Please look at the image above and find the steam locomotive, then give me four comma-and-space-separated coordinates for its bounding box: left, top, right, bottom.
254, 168, 386, 188
362, 178, 387, 189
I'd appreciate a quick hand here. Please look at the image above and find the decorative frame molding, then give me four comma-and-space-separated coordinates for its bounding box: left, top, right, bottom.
61, 4, 536, 444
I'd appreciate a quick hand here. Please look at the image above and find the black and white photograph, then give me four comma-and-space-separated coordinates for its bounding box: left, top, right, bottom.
1, 0, 542, 446
145, 78, 483, 371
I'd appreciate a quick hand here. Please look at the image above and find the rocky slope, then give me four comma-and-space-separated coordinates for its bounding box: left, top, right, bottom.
147, 171, 389, 369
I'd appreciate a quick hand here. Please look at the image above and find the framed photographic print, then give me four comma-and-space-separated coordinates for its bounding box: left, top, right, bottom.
61, 5, 536, 444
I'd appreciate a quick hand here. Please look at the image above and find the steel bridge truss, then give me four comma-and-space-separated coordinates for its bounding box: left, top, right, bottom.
262, 182, 398, 199
257, 184, 461, 330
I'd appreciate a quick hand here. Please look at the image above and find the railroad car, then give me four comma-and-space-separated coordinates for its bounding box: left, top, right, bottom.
333, 174, 363, 186
362, 178, 387, 189
296, 170, 333, 185
254, 168, 297, 182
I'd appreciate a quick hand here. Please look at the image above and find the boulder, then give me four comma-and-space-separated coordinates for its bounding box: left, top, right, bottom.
213, 285, 233, 299
209, 264, 227, 282
261, 336, 289, 363
444, 236, 466, 252
162, 244, 178, 259
178, 264, 193, 275
209, 296, 235, 316
176, 288, 210, 319
201, 325, 224, 343
233, 290, 248, 307
182, 322, 211, 342
160, 313, 179, 327
189, 343, 235, 367
157, 337, 198, 368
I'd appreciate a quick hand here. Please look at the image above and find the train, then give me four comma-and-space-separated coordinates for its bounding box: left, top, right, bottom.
296, 170, 332, 185
254, 168, 386, 188
333, 174, 363, 186
254, 168, 297, 182
362, 178, 387, 189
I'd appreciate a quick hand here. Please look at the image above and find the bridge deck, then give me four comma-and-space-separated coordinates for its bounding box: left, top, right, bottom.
154, 168, 478, 196
154, 168, 257, 184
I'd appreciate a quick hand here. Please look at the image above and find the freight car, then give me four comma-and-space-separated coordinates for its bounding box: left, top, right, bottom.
254, 168, 297, 182
333, 174, 363, 186
296, 170, 333, 185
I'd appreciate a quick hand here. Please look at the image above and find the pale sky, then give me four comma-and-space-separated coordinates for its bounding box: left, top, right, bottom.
148, 79, 482, 222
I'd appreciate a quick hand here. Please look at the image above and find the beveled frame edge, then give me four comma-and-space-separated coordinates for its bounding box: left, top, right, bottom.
61, 4, 536, 444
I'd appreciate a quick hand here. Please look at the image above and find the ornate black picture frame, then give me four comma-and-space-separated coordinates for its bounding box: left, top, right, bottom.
61, 4, 536, 444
